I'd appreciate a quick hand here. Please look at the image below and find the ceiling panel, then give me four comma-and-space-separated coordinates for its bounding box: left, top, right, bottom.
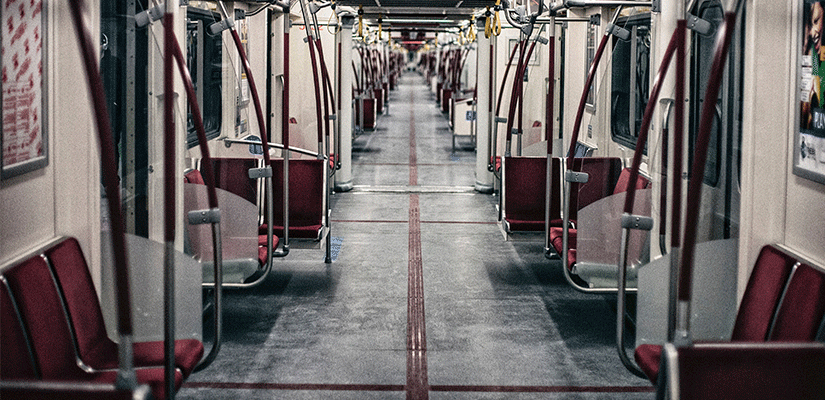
335, 0, 496, 23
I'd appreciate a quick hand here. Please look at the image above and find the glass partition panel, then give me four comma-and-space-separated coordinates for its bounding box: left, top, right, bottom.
184, 184, 259, 284
101, 233, 202, 342
575, 189, 652, 288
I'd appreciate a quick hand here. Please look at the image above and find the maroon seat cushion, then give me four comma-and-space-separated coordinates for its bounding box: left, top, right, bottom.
261, 224, 324, 239
634, 344, 662, 384
258, 234, 280, 265
184, 169, 205, 184
549, 227, 576, 256
45, 238, 204, 377
0, 280, 37, 379
634, 245, 800, 384
768, 263, 825, 341
672, 344, 825, 400
502, 157, 561, 231
3, 248, 184, 400
262, 158, 325, 238
614, 168, 650, 194
731, 245, 797, 341
570, 157, 623, 212
210, 158, 259, 204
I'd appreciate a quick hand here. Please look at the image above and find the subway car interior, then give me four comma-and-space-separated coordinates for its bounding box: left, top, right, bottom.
2, 0, 825, 399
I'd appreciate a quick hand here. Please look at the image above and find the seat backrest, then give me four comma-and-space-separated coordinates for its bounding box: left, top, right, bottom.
669, 343, 825, 400
0, 278, 38, 380
3, 255, 84, 380
43, 237, 111, 364
730, 245, 796, 341
613, 168, 650, 194
570, 157, 623, 214
768, 263, 825, 341
504, 157, 560, 222
270, 158, 324, 226
184, 168, 204, 184
210, 158, 259, 204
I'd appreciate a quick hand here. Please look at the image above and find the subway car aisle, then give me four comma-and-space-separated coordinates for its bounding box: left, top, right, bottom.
177, 73, 652, 399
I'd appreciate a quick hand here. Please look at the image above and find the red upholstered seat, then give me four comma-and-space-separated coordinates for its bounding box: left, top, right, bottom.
184, 169, 205, 184
731, 246, 799, 341
188, 166, 276, 266
635, 245, 800, 383
261, 158, 325, 239
210, 158, 259, 204
634, 344, 661, 384
666, 343, 825, 400
44, 238, 204, 378
614, 167, 650, 193
2, 253, 182, 400
502, 157, 562, 232
258, 234, 280, 265
490, 156, 501, 172
767, 263, 825, 341
0, 280, 37, 380
556, 163, 650, 275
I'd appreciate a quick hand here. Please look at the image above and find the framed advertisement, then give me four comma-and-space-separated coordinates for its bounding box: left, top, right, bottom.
797, 0, 825, 184
585, 16, 599, 109
1, 0, 47, 180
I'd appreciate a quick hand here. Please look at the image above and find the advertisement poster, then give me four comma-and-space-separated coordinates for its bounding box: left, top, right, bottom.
1, 0, 47, 180
798, 0, 825, 183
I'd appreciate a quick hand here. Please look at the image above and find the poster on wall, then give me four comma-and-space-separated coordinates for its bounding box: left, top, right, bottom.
1, 0, 47, 180
798, 0, 825, 184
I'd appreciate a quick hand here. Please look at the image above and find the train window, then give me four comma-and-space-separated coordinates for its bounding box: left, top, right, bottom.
689, 0, 724, 186
610, 14, 651, 151
101, 1, 150, 237
585, 17, 599, 108
186, 7, 223, 148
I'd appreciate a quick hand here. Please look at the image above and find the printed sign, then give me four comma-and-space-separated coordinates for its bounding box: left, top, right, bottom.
797, 0, 825, 183
1, 0, 47, 179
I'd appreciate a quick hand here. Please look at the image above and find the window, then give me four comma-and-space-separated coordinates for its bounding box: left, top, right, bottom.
101, 0, 150, 237
186, 7, 223, 148
610, 14, 651, 150
689, 0, 724, 186
585, 16, 599, 108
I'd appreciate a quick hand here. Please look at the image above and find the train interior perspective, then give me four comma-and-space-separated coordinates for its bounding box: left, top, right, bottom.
3, 0, 825, 399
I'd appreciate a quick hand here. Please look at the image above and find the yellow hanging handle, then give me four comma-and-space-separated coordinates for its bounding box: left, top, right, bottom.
378, 15, 383, 41
468, 16, 477, 42
328, 1, 341, 35
488, 0, 501, 37
358, 5, 364, 39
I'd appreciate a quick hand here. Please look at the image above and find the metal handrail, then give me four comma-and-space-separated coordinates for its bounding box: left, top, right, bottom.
615, 23, 684, 379
224, 138, 327, 159
675, 11, 737, 346
68, 0, 146, 390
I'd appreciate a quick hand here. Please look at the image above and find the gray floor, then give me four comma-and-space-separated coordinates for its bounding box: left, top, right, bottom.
177, 73, 653, 399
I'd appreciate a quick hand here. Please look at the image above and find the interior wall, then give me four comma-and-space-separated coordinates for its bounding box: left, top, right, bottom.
739, 0, 825, 297
0, 2, 102, 291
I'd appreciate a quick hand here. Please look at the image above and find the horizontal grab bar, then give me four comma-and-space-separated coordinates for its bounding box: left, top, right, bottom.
222, 138, 328, 160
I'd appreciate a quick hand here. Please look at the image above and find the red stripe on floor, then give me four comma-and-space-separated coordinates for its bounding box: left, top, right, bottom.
407, 194, 428, 400
407, 84, 427, 399
409, 89, 418, 186
182, 382, 405, 391
430, 385, 655, 393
